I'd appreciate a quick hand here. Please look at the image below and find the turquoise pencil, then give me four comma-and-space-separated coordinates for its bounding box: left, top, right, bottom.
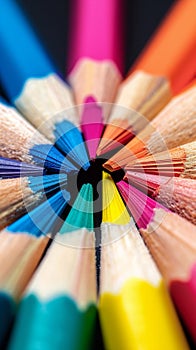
0, 187, 71, 346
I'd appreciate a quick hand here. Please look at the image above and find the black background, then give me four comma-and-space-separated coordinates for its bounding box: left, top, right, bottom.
0, 0, 175, 98
16, 0, 175, 75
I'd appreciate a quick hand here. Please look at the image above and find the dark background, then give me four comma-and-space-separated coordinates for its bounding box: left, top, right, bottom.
0, 0, 176, 98
16, 0, 175, 76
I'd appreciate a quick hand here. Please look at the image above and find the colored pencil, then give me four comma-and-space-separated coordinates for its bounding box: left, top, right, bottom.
0, 233, 48, 347
68, 0, 122, 106
8, 230, 97, 350
0, 100, 78, 172
132, 0, 196, 94
0, 157, 44, 178
0, 0, 91, 170
117, 180, 196, 342
102, 171, 130, 225
124, 172, 196, 224
99, 219, 189, 350
0, 173, 69, 230
104, 85, 196, 171
68, 0, 123, 159
5, 188, 70, 237
124, 141, 196, 179
0, 185, 70, 344
97, 0, 196, 155
59, 183, 94, 234
80, 97, 105, 159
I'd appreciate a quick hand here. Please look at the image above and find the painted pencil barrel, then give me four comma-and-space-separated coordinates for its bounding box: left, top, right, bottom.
8, 295, 96, 350
132, 0, 196, 93
68, 0, 123, 72
99, 280, 189, 350
0, 0, 55, 100
171, 264, 196, 343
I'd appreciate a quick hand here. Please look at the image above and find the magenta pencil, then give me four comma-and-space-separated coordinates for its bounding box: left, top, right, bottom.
117, 180, 196, 342
68, 0, 123, 74
68, 0, 123, 159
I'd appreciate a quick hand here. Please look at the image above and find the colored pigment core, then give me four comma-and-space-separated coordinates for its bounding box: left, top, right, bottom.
67, 159, 125, 228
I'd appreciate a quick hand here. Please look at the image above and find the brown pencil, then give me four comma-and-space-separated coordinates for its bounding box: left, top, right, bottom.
104, 85, 196, 171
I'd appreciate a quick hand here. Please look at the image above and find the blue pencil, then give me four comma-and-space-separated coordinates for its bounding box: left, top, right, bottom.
0, 99, 78, 173
0, 171, 68, 230
0, 157, 44, 178
0, 0, 90, 170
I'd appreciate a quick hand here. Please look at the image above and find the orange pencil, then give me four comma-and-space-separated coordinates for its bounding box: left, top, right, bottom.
97, 0, 196, 156
124, 141, 196, 179
104, 85, 196, 172
132, 0, 196, 94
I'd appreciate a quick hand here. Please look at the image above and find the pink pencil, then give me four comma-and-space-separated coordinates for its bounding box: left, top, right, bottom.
124, 172, 196, 224
68, 0, 123, 159
117, 180, 196, 343
67, 0, 123, 73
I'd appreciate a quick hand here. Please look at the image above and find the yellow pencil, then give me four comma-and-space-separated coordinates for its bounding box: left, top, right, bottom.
99, 174, 189, 350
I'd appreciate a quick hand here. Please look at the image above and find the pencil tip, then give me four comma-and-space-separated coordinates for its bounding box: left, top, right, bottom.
103, 160, 120, 172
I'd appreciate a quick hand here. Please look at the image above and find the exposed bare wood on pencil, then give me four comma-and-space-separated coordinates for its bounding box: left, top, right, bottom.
125, 141, 196, 179
104, 86, 196, 171
100, 220, 161, 293
27, 229, 96, 307
148, 86, 196, 153
156, 177, 196, 224
69, 58, 121, 118
97, 71, 171, 155
15, 74, 78, 137
124, 172, 196, 225
0, 233, 48, 299
111, 71, 171, 121
140, 209, 196, 284
0, 178, 41, 229
0, 103, 48, 162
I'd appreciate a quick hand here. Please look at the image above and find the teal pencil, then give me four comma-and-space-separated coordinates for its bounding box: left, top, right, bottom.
0, 187, 70, 346
8, 229, 97, 350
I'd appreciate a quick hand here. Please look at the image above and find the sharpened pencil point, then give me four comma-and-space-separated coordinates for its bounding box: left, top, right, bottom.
103, 160, 120, 172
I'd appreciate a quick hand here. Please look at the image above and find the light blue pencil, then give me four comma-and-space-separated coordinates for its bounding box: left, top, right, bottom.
0, 0, 90, 170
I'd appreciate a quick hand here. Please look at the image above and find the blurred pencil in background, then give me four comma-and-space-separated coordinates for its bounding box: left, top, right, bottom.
0, 0, 92, 172
97, 0, 196, 156
68, 0, 123, 159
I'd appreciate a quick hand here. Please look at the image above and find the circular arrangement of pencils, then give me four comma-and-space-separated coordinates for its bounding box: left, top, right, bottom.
0, 0, 196, 349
